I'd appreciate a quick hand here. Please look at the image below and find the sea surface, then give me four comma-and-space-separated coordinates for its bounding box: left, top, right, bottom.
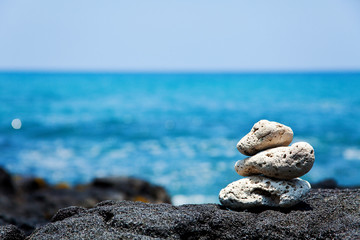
0, 72, 360, 204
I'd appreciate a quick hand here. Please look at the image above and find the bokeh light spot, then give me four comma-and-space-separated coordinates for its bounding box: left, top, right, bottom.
11, 118, 22, 129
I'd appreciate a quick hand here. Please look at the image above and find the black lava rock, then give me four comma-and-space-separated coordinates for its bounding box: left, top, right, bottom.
28, 189, 360, 240
50, 206, 87, 222
0, 168, 15, 195
0, 167, 171, 235
311, 178, 360, 189
0, 225, 25, 240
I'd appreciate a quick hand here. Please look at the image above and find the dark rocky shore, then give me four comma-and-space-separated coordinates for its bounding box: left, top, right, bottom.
0, 168, 359, 239
0, 167, 170, 236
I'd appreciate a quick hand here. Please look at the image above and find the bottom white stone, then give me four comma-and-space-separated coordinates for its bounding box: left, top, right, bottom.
219, 176, 311, 210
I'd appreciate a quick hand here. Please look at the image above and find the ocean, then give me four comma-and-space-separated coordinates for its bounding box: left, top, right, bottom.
0, 72, 359, 204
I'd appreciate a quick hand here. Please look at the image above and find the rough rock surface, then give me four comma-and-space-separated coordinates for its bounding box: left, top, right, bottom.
237, 120, 293, 156
28, 189, 360, 240
219, 176, 311, 209
0, 167, 171, 235
0, 225, 25, 240
235, 142, 315, 179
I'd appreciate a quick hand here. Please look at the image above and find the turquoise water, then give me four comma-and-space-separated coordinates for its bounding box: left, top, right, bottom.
0, 72, 360, 204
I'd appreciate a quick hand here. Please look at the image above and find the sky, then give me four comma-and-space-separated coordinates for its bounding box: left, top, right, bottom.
0, 0, 360, 72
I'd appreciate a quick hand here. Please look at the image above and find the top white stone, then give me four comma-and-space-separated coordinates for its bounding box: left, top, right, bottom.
237, 120, 293, 156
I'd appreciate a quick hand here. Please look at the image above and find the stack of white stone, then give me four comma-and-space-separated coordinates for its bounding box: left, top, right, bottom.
219, 120, 315, 210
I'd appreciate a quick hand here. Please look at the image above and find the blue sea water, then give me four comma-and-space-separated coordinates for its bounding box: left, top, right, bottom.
0, 72, 360, 204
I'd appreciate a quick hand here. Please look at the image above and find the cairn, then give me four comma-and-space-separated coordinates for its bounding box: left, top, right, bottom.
219, 120, 315, 210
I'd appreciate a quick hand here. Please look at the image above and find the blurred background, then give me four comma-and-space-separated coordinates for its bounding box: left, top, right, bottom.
0, 0, 360, 205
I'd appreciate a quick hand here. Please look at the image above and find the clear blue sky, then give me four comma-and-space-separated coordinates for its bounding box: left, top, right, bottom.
0, 0, 360, 72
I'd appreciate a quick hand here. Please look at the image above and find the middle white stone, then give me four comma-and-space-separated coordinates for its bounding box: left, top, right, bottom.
235, 142, 315, 180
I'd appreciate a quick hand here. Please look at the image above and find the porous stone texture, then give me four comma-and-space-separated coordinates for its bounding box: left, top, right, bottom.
219, 176, 311, 209
237, 120, 293, 156
235, 142, 315, 179
27, 189, 360, 240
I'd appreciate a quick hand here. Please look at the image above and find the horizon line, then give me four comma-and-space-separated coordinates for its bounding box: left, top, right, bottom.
1, 69, 360, 75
